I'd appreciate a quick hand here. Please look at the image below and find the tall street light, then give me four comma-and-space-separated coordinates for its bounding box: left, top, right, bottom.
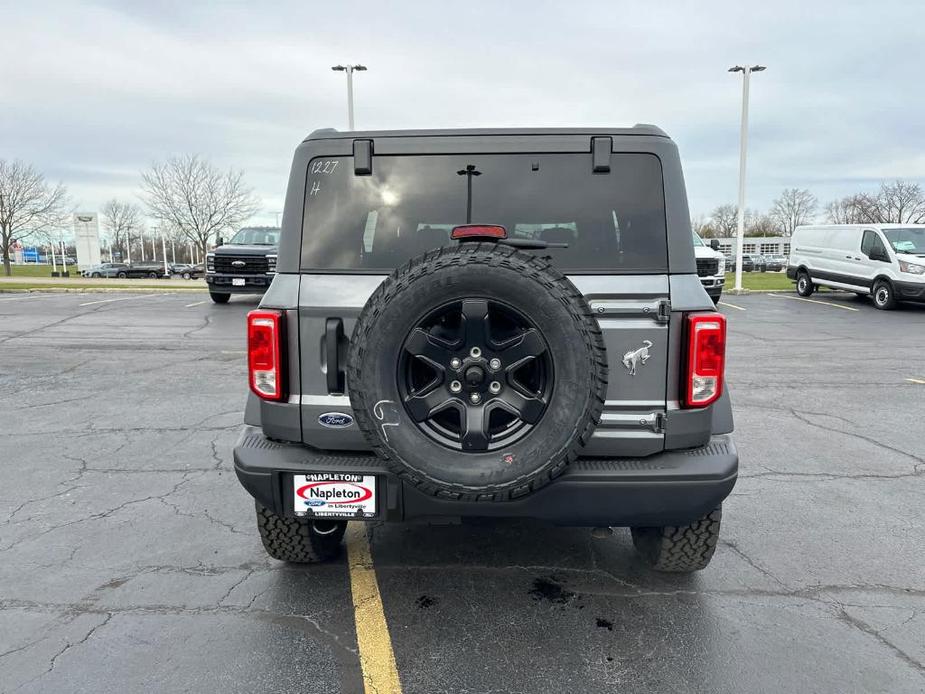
331, 64, 367, 130
728, 64, 766, 292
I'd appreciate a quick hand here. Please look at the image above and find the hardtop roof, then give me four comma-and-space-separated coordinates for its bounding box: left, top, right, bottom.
303, 125, 669, 142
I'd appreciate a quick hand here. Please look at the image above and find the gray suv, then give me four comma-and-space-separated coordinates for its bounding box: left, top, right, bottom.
233, 127, 737, 572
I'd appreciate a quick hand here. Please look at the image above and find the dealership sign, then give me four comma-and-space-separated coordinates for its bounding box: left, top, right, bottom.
73, 213, 101, 270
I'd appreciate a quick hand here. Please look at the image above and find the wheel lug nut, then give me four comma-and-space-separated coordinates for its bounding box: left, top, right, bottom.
450, 380, 462, 393
489, 381, 502, 394
489, 358, 501, 370
469, 392, 481, 404
470, 346, 482, 359
450, 357, 462, 370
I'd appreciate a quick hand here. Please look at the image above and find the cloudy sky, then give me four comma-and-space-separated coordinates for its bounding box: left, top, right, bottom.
3, 1, 924, 228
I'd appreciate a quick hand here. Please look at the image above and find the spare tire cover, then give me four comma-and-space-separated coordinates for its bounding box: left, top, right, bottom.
347, 243, 607, 501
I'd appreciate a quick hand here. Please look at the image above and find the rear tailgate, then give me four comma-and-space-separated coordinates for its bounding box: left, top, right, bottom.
572, 275, 668, 457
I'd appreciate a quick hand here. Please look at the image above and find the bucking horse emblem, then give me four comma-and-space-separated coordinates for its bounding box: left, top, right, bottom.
622, 340, 653, 376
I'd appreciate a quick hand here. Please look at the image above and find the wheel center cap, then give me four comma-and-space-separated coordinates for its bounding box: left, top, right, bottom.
464, 365, 485, 387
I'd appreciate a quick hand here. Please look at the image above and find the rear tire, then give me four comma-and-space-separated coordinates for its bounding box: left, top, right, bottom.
209, 292, 230, 304
182, 272, 191, 280
117, 271, 127, 279
91, 272, 101, 278
255, 503, 346, 563
147, 271, 158, 279
872, 279, 897, 310
631, 507, 722, 573
796, 271, 814, 297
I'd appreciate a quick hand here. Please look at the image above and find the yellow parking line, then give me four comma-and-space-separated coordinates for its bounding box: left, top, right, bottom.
769, 294, 859, 311
718, 300, 746, 311
345, 523, 402, 694
906, 378, 925, 385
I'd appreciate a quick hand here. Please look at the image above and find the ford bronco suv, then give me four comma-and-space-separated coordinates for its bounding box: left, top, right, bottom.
205, 226, 280, 303
233, 127, 737, 572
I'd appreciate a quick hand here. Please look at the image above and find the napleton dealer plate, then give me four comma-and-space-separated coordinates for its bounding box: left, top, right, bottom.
292, 473, 377, 518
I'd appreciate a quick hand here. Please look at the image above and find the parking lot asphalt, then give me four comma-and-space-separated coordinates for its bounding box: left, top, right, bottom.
1, 290, 923, 693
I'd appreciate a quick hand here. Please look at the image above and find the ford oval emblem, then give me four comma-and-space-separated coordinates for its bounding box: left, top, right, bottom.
318, 412, 353, 428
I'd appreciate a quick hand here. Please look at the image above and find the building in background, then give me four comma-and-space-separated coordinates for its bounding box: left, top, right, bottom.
713, 236, 792, 258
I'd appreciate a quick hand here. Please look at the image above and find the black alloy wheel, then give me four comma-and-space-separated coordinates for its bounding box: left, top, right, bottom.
397, 298, 553, 452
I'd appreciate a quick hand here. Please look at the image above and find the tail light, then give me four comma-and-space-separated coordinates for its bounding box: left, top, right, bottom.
247, 310, 285, 400
684, 312, 726, 407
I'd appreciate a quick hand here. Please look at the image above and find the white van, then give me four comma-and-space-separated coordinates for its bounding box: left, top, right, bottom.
693, 233, 726, 304
787, 224, 925, 309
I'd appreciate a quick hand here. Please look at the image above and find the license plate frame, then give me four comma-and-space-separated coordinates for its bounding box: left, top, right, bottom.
292, 473, 377, 519
232, 277, 246, 287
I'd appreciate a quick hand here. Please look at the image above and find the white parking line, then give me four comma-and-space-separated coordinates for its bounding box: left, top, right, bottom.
185, 301, 207, 307
0, 293, 67, 302
769, 294, 859, 311
718, 300, 746, 311
78, 295, 160, 307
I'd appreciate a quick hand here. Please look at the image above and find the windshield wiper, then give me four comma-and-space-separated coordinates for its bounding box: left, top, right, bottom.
498, 238, 568, 250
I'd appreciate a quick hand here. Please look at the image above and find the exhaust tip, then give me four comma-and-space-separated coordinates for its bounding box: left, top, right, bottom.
311, 520, 341, 536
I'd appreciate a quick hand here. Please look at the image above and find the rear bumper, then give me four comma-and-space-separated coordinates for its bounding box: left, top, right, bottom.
233, 426, 738, 527
205, 273, 272, 293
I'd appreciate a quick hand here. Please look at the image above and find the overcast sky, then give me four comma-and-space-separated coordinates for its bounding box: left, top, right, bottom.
3, 1, 923, 228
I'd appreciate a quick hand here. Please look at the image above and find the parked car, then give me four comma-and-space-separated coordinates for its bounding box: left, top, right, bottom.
82, 263, 127, 278
788, 224, 925, 309
232, 125, 736, 573
205, 226, 279, 303
740, 254, 766, 272
111, 263, 168, 279
170, 263, 205, 279
764, 254, 786, 271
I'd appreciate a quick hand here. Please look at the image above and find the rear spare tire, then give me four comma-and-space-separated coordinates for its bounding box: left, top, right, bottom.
347, 243, 607, 502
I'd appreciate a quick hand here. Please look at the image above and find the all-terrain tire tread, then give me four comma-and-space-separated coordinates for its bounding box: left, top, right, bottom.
255, 502, 345, 563
347, 243, 608, 502
631, 506, 722, 572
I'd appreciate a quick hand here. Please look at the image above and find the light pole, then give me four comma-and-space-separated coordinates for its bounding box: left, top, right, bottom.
161, 233, 169, 277
728, 64, 765, 292
331, 64, 367, 130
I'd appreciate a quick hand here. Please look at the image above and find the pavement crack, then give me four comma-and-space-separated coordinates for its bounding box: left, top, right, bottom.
790, 409, 925, 465
183, 314, 212, 339
720, 540, 789, 588
834, 607, 925, 674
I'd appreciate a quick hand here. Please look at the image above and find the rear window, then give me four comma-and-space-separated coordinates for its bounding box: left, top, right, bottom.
300, 153, 667, 273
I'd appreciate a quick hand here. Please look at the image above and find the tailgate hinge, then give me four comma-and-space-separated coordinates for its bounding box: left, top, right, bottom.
654, 412, 667, 433
656, 299, 671, 322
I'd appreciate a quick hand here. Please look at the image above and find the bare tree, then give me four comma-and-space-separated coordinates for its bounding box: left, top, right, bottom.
868, 180, 925, 223
770, 188, 817, 236
745, 212, 780, 237
140, 154, 261, 259
0, 160, 70, 276
101, 199, 142, 260
691, 214, 718, 238
710, 204, 739, 237
825, 194, 869, 224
